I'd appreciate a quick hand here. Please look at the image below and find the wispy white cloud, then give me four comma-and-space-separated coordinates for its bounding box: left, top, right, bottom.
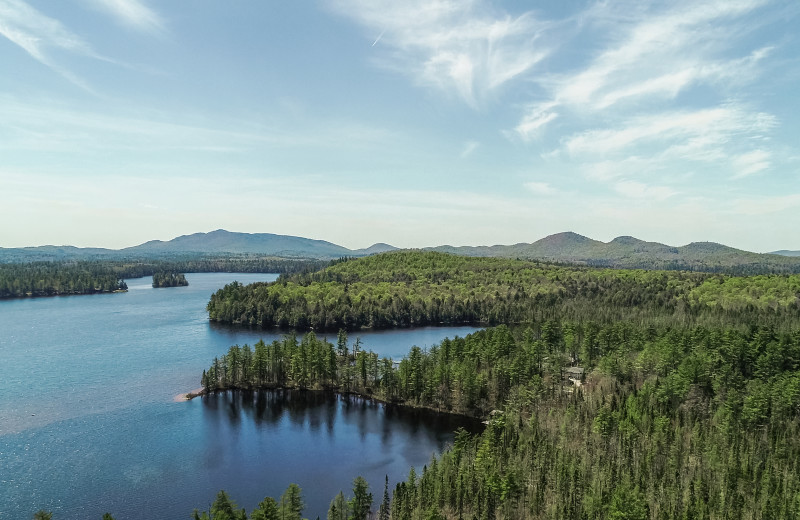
515, 101, 558, 141
555, 0, 769, 111
560, 104, 777, 189
84, 0, 165, 35
328, 0, 549, 107
460, 140, 479, 158
515, 0, 777, 141
582, 157, 651, 182
563, 105, 776, 158
732, 149, 771, 178
0, 0, 112, 91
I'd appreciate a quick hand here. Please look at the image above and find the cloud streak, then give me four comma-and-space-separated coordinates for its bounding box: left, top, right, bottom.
506, 0, 786, 197
0, 0, 114, 91
85, 0, 165, 35
328, 0, 549, 107
460, 140, 479, 158
542, 0, 771, 117
563, 105, 776, 157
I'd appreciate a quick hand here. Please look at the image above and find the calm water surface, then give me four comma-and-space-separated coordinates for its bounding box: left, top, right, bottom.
0, 273, 480, 520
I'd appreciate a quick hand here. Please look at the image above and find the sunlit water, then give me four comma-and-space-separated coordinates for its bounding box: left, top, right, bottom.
0, 273, 480, 519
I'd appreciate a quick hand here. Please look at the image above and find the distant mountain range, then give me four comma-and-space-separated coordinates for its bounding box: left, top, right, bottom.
0, 230, 397, 262
427, 232, 800, 273
2, 229, 799, 274
125, 229, 397, 258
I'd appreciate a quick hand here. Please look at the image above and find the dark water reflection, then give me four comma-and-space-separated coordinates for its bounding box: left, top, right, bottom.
206, 389, 481, 438
193, 390, 482, 519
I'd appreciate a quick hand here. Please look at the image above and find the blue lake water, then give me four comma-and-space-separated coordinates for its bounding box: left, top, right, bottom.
0, 273, 481, 520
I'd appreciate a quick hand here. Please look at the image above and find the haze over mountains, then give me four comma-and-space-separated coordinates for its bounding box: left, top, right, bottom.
2, 229, 799, 274
0, 230, 396, 262
429, 232, 800, 273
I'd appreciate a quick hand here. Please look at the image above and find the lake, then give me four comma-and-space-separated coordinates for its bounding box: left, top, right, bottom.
0, 273, 481, 520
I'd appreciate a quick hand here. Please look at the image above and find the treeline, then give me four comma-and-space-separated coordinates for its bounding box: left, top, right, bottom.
194, 478, 378, 520
529, 255, 800, 276
33, 478, 381, 520
112, 256, 328, 278
206, 251, 800, 332
202, 320, 800, 518
0, 262, 127, 298
0, 257, 326, 299
152, 271, 188, 288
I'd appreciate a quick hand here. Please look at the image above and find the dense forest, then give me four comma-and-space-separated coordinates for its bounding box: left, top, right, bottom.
152, 271, 188, 288
200, 318, 800, 519
0, 262, 128, 298
197, 251, 800, 519
206, 252, 800, 332
0, 257, 325, 299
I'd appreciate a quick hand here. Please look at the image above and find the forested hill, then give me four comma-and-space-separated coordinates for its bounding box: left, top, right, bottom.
206, 251, 800, 332
429, 232, 800, 274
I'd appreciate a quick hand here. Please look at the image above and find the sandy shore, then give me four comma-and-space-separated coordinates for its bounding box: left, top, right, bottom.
173, 388, 205, 402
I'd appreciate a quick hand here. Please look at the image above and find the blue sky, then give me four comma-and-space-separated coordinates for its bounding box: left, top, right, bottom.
1, 0, 798, 252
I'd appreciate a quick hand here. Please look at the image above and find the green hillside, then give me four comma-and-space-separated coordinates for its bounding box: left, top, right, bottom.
206, 251, 800, 332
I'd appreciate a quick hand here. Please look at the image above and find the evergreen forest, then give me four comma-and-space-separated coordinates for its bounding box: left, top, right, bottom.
0, 257, 325, 299
194, 251, 800, 519
207, 251, 800, 331
152, 271, 189, 288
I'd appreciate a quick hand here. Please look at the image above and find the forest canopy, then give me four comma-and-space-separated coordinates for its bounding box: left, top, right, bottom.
206, 251, 800, 332
198, 251, 800, 518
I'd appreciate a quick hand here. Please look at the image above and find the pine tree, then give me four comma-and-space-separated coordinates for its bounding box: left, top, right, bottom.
279, 483, 304, 520
327, 491, 348, 520
349, 476, 373, 520
251, 496, 279, 520
379, 475, 390, 520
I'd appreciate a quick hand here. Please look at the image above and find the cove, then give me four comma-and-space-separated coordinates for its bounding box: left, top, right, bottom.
0, 273, 481, 520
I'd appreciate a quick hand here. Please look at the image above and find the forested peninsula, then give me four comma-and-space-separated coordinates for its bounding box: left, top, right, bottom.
0, 262, 128, 298
207, 251, 800, 331
0, 257, 325, 299
195, 251, 800, 519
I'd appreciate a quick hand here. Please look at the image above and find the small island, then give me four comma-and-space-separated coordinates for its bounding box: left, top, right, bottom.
152, 271, 188, 288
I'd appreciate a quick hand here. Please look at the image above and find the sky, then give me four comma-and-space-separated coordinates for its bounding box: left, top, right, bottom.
1, 0, 798, 252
